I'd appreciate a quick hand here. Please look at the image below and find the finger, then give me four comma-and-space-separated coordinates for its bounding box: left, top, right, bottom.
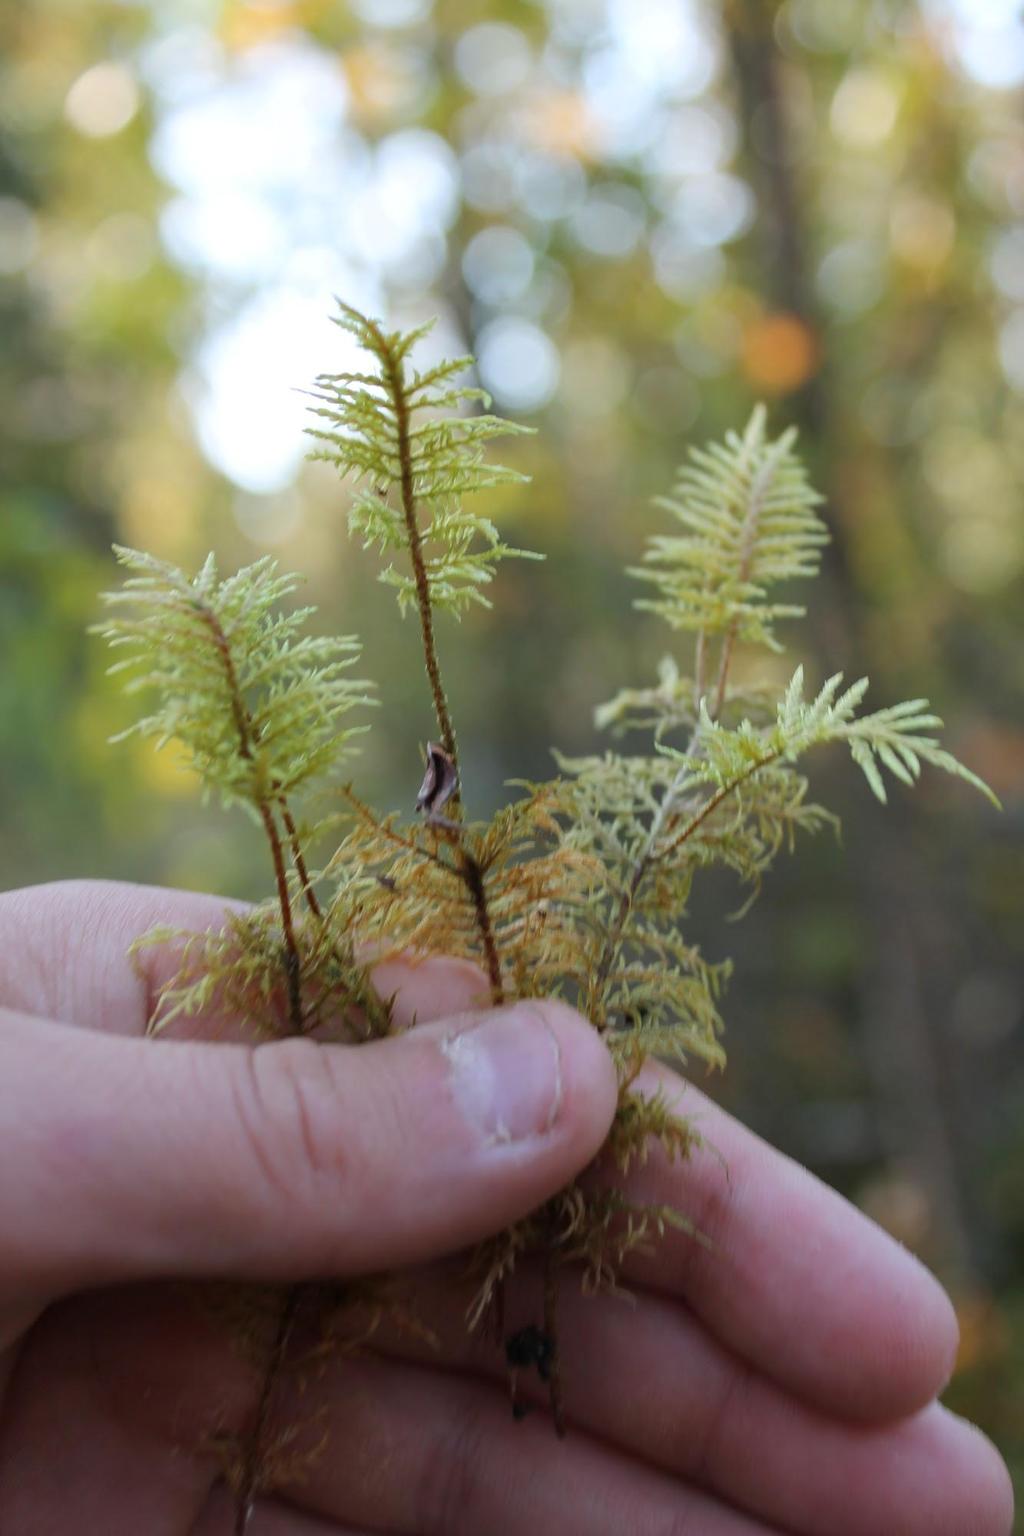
0, 994, 617, 1291
373, 951, 492, 1028
0, 1287, 353, 1536
1, 1285, 780, 1536
6, 1279, 1009, 1536
278, 1353, 788, 1536
371, 1267, 1013, 1536
600, 1064, 961, 1422
194, 1490, 372, 1535
0, 880, 489, 1038
0, 880, 239, 1036
0, 1290, 219, 1536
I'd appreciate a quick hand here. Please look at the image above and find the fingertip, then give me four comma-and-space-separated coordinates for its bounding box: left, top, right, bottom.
371, 954, 492, 1027
968, 1422, 1016, 1536
375, 980, 618, 1161
816, 1239, 959, 1422
337, 997, 617, 1267
604, 1067, 970, 1424
960, 1420, 1016, 1536
423, 998, 617, 1168
884, 1254, 961, 1414
822, 1231, 962, 1422
912, 1404, 1016, 1536
527, 998, 619, 1160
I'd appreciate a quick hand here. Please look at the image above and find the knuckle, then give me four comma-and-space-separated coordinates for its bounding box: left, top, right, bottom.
229, 1037, 351, 1207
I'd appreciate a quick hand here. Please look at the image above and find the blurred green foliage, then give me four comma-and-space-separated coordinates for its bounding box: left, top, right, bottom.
1, 0, 1021, 1506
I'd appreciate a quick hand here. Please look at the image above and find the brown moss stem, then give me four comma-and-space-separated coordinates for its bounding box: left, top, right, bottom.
257, 802, 304, 1034
461, 850, 504, 1006
196, 603, 303, 1033
365, 319, 508, 1003
278, 797, 323, 922
233, 1287, 304, 1536
376, 328, 459, 782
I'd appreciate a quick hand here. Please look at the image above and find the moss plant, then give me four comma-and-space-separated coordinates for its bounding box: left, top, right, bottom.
96, 303, 995, 1531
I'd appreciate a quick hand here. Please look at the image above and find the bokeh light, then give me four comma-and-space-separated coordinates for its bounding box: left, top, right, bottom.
455, 23, 533, 96
64, 61, 140, 138
476, 316, 560, 411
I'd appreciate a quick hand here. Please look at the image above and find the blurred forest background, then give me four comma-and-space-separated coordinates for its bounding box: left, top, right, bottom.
1, 0, 1022, 1502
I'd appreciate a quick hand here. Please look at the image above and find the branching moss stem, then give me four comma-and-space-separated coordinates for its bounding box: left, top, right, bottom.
658, 748, 782, 861
372, 318, 460, 781
361, 317, 508, 1001
197, 603, 304, 1032
593, 437, 786, 1014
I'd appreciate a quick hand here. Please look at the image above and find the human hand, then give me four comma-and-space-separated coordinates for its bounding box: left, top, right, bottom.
0, 882, 1012, 1535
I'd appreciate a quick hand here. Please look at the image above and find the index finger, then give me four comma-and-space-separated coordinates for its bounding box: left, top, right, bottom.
0, 880, 489, 1038
610, 1063, 959, 1423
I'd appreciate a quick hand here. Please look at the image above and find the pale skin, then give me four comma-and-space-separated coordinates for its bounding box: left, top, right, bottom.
0, 882, 1013, 1536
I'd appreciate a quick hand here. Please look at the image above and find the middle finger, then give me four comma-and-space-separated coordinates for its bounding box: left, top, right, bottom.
361, 1263, 1007, 1536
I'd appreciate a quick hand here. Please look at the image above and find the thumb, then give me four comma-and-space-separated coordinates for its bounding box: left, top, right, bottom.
1, 1000, 617, 1293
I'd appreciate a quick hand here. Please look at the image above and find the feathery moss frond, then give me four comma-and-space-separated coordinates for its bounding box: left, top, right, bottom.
633, 405, 829, 652
305, 301, 538, 783
587, 415, 992, 1055
306, 301, 539, 621
98, 546, 373, 811
771, 666, 1001, 806
98, 545, 377, 1044
664, 667, 998, 812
